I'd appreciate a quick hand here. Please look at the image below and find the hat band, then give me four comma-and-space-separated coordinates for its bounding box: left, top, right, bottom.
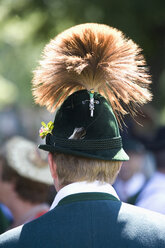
49, 136, 122, 150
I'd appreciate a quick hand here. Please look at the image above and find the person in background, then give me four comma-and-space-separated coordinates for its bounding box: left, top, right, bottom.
136, 126, 165, 214
114, 137, 147, 203
114, 133, 155, 204
0, 136, 53, 231
1, 23, 165, 248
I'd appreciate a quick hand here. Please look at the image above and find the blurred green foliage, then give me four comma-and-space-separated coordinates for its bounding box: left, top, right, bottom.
0, 0, 165, 120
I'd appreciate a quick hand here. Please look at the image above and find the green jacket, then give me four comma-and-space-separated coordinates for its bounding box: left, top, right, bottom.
1, 192, 165, 248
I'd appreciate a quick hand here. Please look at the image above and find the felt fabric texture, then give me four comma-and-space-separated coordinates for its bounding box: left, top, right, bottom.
1, 192, 165, 248
39, 90, 129, 161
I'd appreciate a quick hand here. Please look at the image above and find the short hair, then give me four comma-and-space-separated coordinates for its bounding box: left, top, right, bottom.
53, 153, 122, 187
0, 155, 49, 204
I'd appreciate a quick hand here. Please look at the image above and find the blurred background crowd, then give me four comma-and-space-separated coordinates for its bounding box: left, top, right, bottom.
0, 0, 165, 234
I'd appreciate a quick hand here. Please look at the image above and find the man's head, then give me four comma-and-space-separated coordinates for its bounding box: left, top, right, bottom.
48, 152, 122, 191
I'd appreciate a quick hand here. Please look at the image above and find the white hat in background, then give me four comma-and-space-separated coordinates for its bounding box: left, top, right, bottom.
4, 136, 53, 185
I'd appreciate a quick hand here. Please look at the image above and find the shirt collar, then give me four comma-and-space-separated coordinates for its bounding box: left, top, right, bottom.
50, 181, 119, 210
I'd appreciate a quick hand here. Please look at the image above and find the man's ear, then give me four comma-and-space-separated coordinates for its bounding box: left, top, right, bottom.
48, 153, 58, 179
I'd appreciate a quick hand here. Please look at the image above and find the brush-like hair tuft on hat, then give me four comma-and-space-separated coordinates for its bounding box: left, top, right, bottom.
32, 23, 152, 123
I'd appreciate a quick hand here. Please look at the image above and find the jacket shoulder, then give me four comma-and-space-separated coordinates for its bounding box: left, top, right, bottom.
0, 225, 23, 248
119, 202, 165, 234
0, 210, 56, 248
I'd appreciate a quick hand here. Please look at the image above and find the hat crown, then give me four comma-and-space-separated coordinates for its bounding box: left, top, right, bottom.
53, 90, 120, 140
41, 90, 129, 161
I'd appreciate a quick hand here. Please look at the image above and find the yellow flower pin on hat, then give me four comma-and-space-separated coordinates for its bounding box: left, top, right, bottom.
39, 121, 54, 139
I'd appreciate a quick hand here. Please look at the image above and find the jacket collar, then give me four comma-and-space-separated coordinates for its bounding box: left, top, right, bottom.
50, 181, 120, 210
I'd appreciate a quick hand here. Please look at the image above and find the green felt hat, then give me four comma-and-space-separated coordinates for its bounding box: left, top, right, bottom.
39, 90, 129, 161
33, 23, 152, 161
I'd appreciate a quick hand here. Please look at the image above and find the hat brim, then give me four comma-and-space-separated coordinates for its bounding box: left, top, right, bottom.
6, 137, 53, 185
39, 144, 129, 161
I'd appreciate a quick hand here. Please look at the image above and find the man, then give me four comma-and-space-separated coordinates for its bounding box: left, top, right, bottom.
1, 23, 165, 248
0, 136, 52, 231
